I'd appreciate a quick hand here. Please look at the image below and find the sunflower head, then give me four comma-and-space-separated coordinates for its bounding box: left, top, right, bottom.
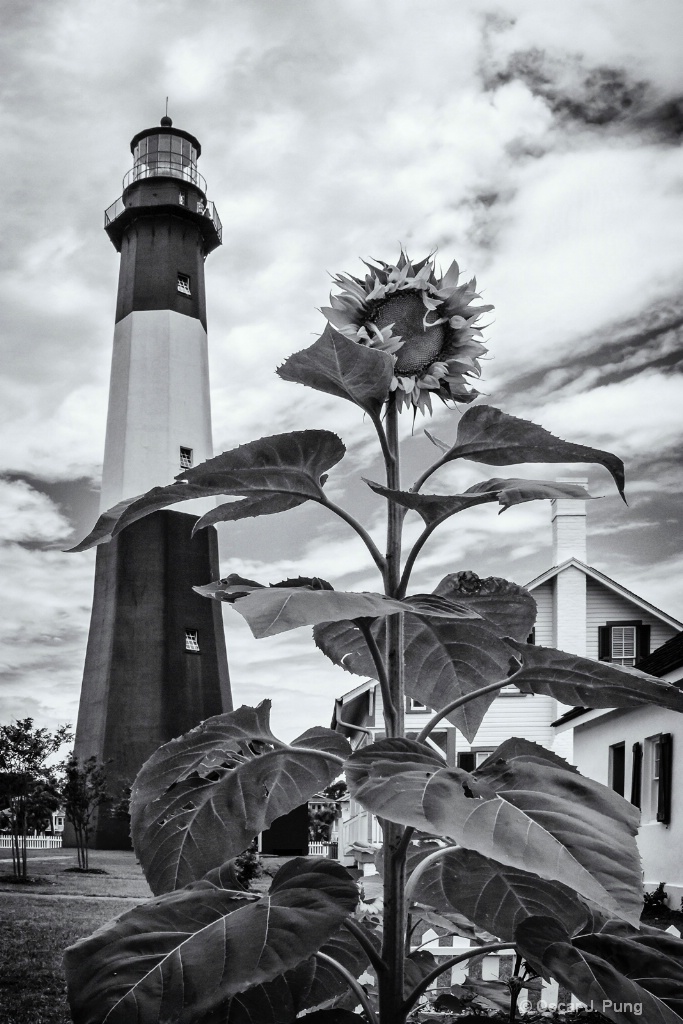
322, 252, 493, 414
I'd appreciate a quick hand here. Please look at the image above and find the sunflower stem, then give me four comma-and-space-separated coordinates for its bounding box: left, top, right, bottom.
403, 843, 458, 906
371, 410, 393, 469
415, 677, 516, 745
379, 393, 408, 1024
315, 952, 379, 1024
410, 451, 451, 494
318, 496, 386, 578
396, 522, 438, 598
402, 943, 514, 1015
343, 918, 388, 975
355, 618, 397, 736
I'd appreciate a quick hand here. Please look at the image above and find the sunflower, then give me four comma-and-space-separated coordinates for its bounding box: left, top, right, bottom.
322, 252, 493, 414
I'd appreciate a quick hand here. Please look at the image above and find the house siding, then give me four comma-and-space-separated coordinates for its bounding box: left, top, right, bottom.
531, 581, 554, 646
585, 579, 677, 660
469, 694, 557, 750
573, 698, 683, 899
403, 692, 557, 753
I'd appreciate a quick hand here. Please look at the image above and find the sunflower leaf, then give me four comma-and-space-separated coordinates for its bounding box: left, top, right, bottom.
192, 492, 309, 535
197, 580, 483, 639
364, 479, 494, 525
64, 857, 359, 1024
130, 701, 351, 894
315, 615, 516, 740
515, 917, 683, 1023
277, 323, 394, 416
200, 918, 378, 1023
508, 642, 683, 713
424, 428, 451, 453
69, 431, 345, 551
432, 405, 626, 501
346, 737, 642, 923
432, 572, 537, 643
367, 478, 593, 532
409, 846, 589, 941
461, 977, 512, 1012
466, 477, 594, 511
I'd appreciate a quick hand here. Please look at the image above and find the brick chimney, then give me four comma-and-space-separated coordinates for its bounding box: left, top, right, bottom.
551, 479, 587, 564
550, 479, 588, 660
550, 481, 589, 759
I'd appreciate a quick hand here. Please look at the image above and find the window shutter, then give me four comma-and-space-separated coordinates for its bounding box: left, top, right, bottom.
630, 742, 642, 808
637, 624, 651, 661
598, 626, 611, 660
657, 733, 673, 825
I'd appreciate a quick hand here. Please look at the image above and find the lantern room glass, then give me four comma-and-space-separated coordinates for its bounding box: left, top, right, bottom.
130, 133, 201, 187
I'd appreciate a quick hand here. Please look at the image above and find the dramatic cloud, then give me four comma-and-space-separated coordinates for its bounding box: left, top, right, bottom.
1, 0, 681, 738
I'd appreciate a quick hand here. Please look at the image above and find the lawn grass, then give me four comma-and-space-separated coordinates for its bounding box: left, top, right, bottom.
0, 893, 141, 1024
0, 850, 308, 1021
0, 848, 151, 1023
0, 847, 152, 899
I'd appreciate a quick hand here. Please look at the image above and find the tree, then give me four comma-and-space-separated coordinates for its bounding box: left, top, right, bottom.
0, 718, 71, 881
309, 781, 347, 841
64, 254, 683, 1024
308, 804, 336, 842
61, 753, 110, 871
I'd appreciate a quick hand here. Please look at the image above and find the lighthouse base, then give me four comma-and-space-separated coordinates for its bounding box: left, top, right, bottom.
71, 509, 231, 849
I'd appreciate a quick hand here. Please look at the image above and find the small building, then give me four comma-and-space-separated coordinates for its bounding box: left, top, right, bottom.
333, 491, 682, 866
51, 808, 66, 834
554, 631, 683, 902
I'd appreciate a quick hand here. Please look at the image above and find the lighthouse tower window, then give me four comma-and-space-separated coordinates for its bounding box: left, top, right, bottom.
179, 447, 193, 470
185, 629, 200, 653
177, 273, 191, 296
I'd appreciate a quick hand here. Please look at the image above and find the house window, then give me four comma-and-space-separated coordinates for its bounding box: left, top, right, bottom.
630, 742, 642, 808
185, 629, 200, 653
407, 730, 447, 758
457, 749, 494, 772
407, 698, 428, 712
500, 682, 524, 694
598, 622, 650, 666
609, 742, 625, 797
644, 733, 673, 824
177, 273, 191, 296
611, 626, 636, 666
179, 446, 193, 470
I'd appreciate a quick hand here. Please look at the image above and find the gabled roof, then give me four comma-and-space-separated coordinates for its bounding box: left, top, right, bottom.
552, 631, 683, 730
330, 678, 377, 734
637, 630, 683, 677
526, 558, 683, 631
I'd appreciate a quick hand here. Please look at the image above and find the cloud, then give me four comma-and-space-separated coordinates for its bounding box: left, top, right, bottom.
0, 542, 94, 729
516, 371, 683, 460
0, 0, 681, 738
0, 479, 73, 544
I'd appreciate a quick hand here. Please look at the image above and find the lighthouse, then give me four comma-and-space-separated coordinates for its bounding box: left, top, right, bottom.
73, 117, 232, 848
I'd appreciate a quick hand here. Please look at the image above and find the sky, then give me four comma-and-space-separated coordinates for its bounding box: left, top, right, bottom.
1, 0, 682, 743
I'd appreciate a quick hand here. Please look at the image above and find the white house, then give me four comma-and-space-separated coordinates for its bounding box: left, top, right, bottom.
554, 631, 683, 902
333, 492, 682, 865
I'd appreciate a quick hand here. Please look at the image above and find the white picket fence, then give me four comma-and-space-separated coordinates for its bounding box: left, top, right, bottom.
0, 834, 63, 849
416, 930, 563, 1009
308, 841, 338, 858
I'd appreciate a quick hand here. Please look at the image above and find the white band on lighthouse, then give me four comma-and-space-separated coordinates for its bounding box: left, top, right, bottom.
100, 308, 215, 516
